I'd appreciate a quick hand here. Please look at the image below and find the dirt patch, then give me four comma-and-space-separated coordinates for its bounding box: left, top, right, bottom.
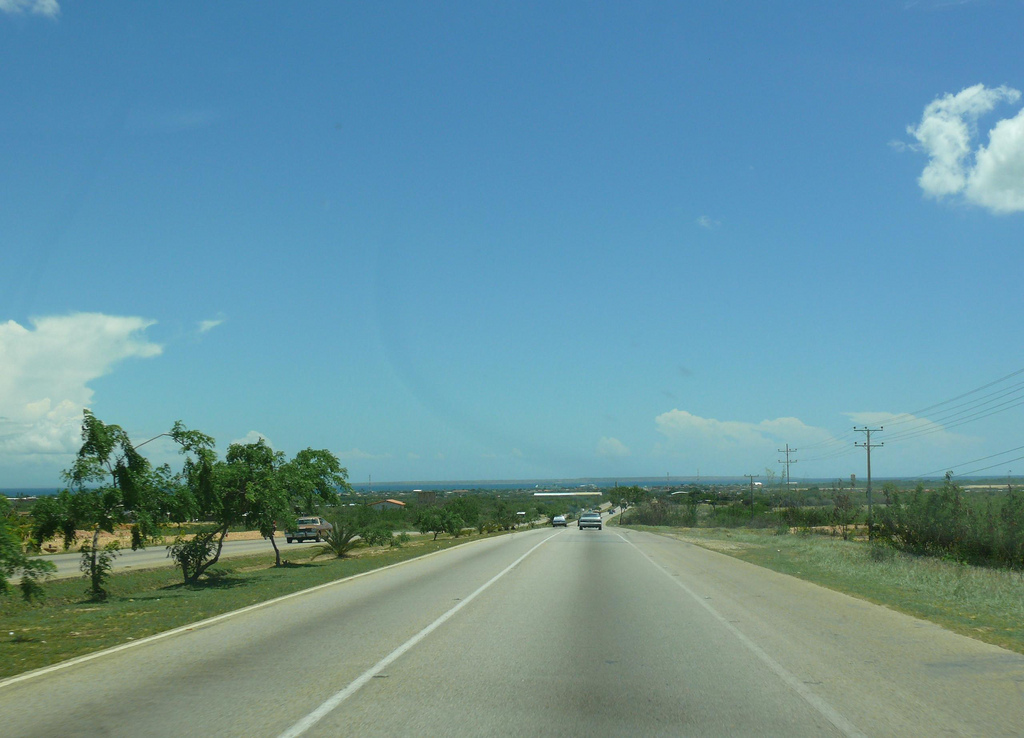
647, 529, 754, 552
677, 537, 752, 553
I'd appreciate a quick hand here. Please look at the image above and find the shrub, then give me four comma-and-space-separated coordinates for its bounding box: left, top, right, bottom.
829, 490, 858, 540
312, 511, 366, 559
875, 477, 1024, 568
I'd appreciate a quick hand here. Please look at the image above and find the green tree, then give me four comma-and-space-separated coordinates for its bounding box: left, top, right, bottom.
488, 499, 519, 530
416, 506, 465, 540
616, 485, 649, 508
417, 507, 447, 540
270, 446, 348, 564
1, 497, 55, 601
166, 430, 348, 581
31, 411, 158, 600
446, 496, 481, 531
444, 508, 466, 538
282, 448, 350, 515
224, 439, 288, 566
164, 422, 222, 585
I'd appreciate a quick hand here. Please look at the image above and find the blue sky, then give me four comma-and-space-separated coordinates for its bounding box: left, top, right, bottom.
3, 1, 1024, 487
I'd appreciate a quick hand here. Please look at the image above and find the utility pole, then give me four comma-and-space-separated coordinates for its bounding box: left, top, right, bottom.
744, 474, 759, 516
777, 444, 798, 488
854, 427, 883, 537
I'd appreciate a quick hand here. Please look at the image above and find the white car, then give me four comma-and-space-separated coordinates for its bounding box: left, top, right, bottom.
578, 512, 602, 530
286, 516, 333, 543
551, 515, 567, 527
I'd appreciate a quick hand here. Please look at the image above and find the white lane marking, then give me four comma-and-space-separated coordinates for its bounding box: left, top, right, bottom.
278, 530, 562, 738
614, 530, 866, 738
0, 530, 531, 692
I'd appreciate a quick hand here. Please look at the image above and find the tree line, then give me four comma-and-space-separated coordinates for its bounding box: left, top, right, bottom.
2, 411, 348, 600
1, 412, 568, 602
615, 478, 1024, 570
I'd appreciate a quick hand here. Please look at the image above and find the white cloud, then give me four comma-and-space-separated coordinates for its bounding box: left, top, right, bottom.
652, 409, 839, 474
844, 411, 904, 427
0, 314, 162, 460
229, 430, 273, 448
967, 108, 1024, 213
198, 318, 224, 334
596, 436, 631, 459
696, 215, 720, 229
0, 0, 59, 17
650, 407, 980, 477
655, 409, 833, 449
907, 83, 1024, 213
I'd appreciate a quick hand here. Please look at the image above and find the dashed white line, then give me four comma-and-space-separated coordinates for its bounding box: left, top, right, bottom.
277, 530, 561, 738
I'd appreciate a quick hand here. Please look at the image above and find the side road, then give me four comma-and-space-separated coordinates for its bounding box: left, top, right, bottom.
30, 535, 285, 579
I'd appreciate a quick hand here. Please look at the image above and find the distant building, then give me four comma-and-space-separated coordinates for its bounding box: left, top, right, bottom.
369, 499, 406, 511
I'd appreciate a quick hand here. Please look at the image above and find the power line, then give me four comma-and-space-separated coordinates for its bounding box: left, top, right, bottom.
882, 379, 1024, 431
883, 388, 1024, 442
800, 443, 859, 463
885, 365, 1024, 426
803, 366, 1024, 463
796, 429, 858, 452
954, 454, 1024, 476
913, 443, 1024, 478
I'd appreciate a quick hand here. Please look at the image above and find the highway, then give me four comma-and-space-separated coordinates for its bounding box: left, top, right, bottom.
3, 526, 1023, 737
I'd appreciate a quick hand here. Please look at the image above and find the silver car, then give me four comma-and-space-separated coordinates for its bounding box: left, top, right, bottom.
578, 512, 602, 530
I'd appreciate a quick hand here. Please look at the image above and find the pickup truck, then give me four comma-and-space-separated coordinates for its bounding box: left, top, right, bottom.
286, 516, 333, 543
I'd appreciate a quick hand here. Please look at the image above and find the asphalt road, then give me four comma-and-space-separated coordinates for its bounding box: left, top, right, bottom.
3, 526, 1024, 737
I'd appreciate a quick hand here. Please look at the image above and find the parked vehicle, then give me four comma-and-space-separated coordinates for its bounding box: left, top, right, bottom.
286, 516, 333, 543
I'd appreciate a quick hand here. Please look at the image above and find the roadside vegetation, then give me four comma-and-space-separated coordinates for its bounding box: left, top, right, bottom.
611, 477, 1024, 654
612, 476, 1024, 571
2, 411, 565, 604
0, 496, 54, 602
0, 412, 575, 681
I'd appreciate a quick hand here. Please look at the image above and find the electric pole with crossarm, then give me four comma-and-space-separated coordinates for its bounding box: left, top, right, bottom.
744, 474, 759, 516
778, 444, 798, 489
854, 427, 883, 537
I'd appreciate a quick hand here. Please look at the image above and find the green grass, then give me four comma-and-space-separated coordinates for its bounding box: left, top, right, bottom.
0, 532, 499, 679
626, 525, 1024, 655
